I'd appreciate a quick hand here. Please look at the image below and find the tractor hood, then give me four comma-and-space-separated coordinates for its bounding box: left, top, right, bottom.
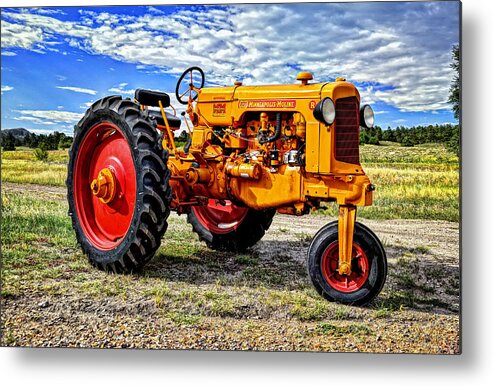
197, 81, 359, 103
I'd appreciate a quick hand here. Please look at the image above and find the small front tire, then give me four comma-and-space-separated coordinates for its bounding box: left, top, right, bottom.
307, 221, 387, 306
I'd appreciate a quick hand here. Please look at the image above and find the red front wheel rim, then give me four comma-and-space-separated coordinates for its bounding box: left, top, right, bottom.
73, 122, 136, 250
192, 199, 248, 234
321, 242, 370, 293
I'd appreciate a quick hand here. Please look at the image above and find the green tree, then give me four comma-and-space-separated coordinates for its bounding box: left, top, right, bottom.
174, 130, 189, 146
401, 135, 415, 147
1, 132, 16, 151
447, 45, 460, 156
381, 126, 396, 142
359, 129, 369, 144
375, 126, 383, 141
55, 133, 73, 149
448, 45, 460, 120
25, 132, 40, 148
447, 125, 460, 156
367, 135, 380, 145
58, 136, 73, 149
34, 144, 49, 161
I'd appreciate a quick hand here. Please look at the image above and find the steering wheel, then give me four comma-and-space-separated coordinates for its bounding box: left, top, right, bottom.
175, 66, 205, 105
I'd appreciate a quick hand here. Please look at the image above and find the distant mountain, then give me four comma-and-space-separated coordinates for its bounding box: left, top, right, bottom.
0, 128, 31, 139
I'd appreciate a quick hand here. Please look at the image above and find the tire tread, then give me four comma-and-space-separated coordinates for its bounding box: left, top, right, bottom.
67, 96, 171, 273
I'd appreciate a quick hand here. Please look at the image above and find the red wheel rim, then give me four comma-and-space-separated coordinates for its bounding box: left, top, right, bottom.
321, 242, 370, 293
74, 122, 136, 250
192, 199, 248, 234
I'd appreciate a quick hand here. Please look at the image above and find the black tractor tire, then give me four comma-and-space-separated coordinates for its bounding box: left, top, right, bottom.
67, 95, 171, 273
307, 221, 387, 306
187, 208, 276, 252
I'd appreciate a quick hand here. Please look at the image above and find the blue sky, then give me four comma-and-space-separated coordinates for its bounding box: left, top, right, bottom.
1, 1, 460, 135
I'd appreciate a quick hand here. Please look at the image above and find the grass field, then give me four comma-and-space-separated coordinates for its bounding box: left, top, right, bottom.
1, 184, 459, 352
1, 142, 460, 221
1, 142, 460, 351
1, 148, 68, 187
337, 142, 459, 221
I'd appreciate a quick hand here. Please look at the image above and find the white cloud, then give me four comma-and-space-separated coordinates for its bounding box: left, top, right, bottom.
34, 9, 67, 16
147, 7, 164, 15
1, 51, 17, 56
14, 109, 83, 124
19, 125, 74, 135
1, 85, 14, 94
80, 101, 94, 109
13, 116, 56, 125
0, 19, 46, 50
3, 10, 91, 39
28, 128, 61, 134
57, 86, 97, 95
1, 3, 459, 113
108, 83, 134, 96
1, 10, 92, 53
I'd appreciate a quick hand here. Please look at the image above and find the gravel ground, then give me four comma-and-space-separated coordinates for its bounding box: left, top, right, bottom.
3, 297, 459, 352
1, 182, 460, 353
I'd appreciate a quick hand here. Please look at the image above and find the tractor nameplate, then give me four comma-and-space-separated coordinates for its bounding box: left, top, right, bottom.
238, 99, 296, 109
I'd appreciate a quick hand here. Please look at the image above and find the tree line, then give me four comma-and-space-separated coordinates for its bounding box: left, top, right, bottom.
2, 123, 459, 156
1, 130, 73, 151
360, 123, 460, 155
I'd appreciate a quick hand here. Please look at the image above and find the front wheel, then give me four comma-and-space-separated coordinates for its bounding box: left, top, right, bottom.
187, 199, 275, 252
307, 221, 387, 306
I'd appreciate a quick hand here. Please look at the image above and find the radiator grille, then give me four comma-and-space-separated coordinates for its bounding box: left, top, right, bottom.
334, 97, 360, 165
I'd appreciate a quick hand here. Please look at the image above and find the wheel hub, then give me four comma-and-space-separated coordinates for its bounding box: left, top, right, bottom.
90, 167, 116, 204
321, 242, 370, 293
73, 121, 137, 250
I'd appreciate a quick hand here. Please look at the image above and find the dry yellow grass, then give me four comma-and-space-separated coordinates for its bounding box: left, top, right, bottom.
1, 143, 459, 221
2, 149, 68, 186
2, 159, 67, 186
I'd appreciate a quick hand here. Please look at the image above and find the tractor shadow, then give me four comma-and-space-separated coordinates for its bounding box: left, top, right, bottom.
144, 239, 460, 315
145, 239, 310, 291
371, 245, 460, 314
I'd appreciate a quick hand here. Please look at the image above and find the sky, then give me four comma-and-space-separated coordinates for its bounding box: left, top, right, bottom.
0, 1, 460, 135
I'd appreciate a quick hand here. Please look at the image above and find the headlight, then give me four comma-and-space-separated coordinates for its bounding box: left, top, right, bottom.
313, 97, 336, 125
360, 104, 374, 129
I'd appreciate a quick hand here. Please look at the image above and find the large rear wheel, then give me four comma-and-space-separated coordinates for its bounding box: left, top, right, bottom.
187, 199, 275, 252
67, 96, 171, 273
307, 221, 387, 305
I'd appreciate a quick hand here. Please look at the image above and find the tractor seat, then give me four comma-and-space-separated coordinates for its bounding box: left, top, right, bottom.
147, 110, 182, 130
135, 88, 170, 108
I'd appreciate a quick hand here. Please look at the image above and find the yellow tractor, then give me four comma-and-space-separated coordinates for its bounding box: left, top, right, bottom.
67, 67, 386, 305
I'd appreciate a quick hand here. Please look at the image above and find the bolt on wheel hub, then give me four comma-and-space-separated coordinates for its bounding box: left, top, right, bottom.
90, 167, 116, 204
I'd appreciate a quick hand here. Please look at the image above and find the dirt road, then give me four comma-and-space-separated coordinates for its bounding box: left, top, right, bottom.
1, 182, 460, 353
